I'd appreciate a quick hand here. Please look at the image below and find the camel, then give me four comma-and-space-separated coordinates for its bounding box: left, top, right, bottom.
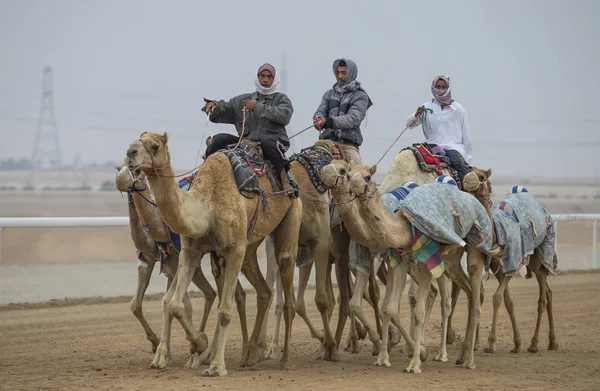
115, 165, 251, 369
379, 149, 489, 349
114, 165, 216, 357
460, 173, 558, 355
321, 159, 499, 372
125, 131, 302, 377
258, 139, 386, 362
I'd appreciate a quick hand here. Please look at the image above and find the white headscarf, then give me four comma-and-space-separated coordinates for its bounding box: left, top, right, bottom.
255, 63, 281, 96
431, 75, 454, 105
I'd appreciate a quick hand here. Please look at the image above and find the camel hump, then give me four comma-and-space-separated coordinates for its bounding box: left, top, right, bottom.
399, 143, 462, 189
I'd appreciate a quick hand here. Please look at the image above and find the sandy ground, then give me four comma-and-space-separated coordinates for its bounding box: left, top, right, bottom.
2, 272, 600, 391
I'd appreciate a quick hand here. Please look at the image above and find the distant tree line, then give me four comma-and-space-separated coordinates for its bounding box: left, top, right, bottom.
0, 158, 119, 172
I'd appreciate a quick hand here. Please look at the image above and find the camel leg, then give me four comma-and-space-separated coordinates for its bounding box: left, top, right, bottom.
150, 268, 178, 369
265, 271, 283, 360
272, 200, 301, 370
202, 245, 246, 377
333, 246, 351, 360
192, 264, 217, 334
527, 251, 558, 352
503, 282, 522, 353
484, 265, 511, 354
434, 274, 451, 362
260, 234, 279, 360
296, 259, 324, 340
370, 259, 383, 338
446, 280, 461, 345
312, 235, 337, 360
130, 258, 160, 352
545, 280, 558, 350
457, 247, 484, 369
166, 249, 208, 361
348, 269, 381, 355
200, 255, 249, 367
404, 263, 432, 374
240, 242, 272, 368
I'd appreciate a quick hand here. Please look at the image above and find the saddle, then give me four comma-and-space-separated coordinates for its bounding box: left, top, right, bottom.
289, 142, 338, 194
401, 143, 462, 189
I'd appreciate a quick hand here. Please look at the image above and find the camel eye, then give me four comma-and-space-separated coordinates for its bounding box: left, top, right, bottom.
152, 144, 159, 152
339, 168, 346, 176
364, 175, 371, 182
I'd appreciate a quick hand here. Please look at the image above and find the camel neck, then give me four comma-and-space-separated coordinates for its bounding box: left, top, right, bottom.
147, 162, 212, 238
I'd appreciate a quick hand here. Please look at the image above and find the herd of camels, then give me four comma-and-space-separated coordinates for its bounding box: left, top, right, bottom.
115, 131, 557, 377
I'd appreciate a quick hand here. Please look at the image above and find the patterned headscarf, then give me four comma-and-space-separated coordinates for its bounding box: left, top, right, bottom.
436, 175, 457, 187
431, 75, 454, 106
511, 186, 529, 194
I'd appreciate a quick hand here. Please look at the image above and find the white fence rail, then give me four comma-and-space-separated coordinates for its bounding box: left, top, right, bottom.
0, 215, 598, 269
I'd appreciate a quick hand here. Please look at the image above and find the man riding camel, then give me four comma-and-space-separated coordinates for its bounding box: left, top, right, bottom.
203, 63, 296, 196
313, 58, 373, 164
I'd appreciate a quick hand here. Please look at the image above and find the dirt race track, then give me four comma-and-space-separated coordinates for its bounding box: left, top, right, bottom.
2, 272, 600, 391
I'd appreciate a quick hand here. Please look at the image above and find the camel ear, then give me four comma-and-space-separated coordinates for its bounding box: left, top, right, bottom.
485, 168, 492, 178
162, 131, 169, 145
139, 131, 147, 137
370, 165, 377, 176
206, 136, 212, 146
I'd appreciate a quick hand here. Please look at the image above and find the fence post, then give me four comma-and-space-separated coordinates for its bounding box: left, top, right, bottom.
593, 220, 598, 270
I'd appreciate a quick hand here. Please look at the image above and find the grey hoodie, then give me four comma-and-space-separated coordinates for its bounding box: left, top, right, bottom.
314, 58, 373, 147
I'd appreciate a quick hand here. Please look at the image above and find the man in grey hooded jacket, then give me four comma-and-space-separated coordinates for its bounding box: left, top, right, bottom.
313, 58, 373, 164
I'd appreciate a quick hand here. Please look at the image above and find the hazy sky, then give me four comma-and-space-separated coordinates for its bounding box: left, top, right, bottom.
1, 0, 598, 179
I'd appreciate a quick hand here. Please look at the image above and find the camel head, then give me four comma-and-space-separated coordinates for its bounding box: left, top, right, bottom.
126, 131, 171, 177
321, 159, 350, 189
463, 167, 493, 204
348, 163, 378, 199
115, 163, 148, 193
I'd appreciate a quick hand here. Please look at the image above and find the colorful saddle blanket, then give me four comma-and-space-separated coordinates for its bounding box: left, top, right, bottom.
289, 145, 335, 194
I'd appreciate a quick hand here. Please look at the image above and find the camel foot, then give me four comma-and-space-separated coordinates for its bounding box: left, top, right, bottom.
202, 364, 228, 377
446, 328, 456, 345
459, 361, 476, 370
434, 351, 448, 362
510, 347, 520, 354
455, 358, 464, 366
184, 354, 202, 369
373, 352, 391, 367
344, 336, 361, 354
404, 345, 427, 362
320, 346, 340, 362
240, 343, 260, 368
150, 345, 171, 370
263, 343, 281, 360
483, 346, 495, 354
548, 341, 558, 351
403, 360, 422, 374
527, 345, 539, 354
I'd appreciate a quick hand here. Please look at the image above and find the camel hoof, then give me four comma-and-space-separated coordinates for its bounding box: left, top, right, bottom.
434, 352, 448, 362
455, 358, 464, 366
344, 338, 361, 354
446, 328, 456, 345
510, 347, 520, 354
403, 366, 421, 374
263, 343, 280, 360
321, 346, 340, 362
202, 365, 228, 377
483, 347, 495, 354
150, 347, 171, 370
527, 346, 539, 354
459, 362, 476, 370
373, 358, 391, 367
548, 341, 558, 351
